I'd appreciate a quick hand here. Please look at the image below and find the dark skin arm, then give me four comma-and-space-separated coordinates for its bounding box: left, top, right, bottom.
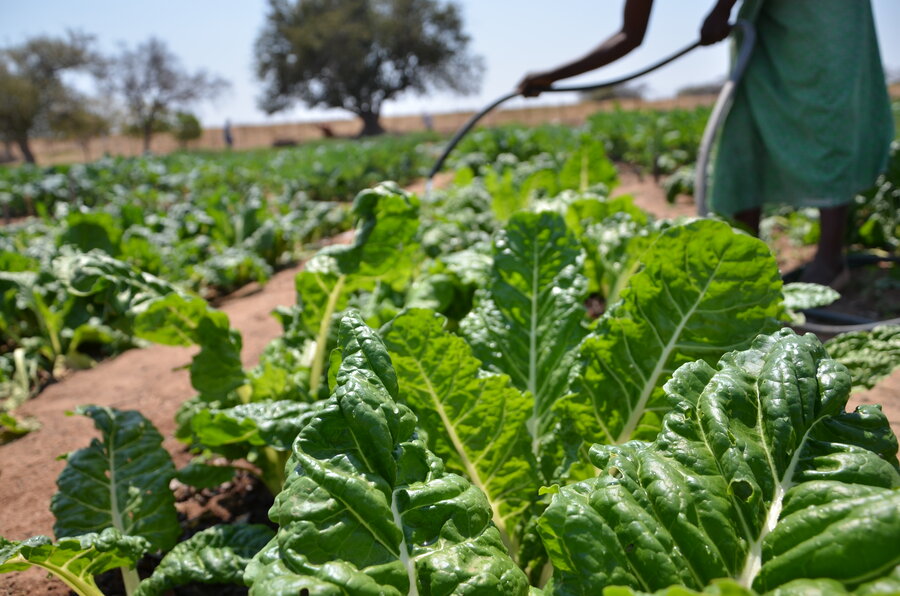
517, 0, 738, 97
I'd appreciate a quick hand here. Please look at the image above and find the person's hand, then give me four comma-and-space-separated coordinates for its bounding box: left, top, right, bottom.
700, 5, 732, 45
517, 72, 556, 97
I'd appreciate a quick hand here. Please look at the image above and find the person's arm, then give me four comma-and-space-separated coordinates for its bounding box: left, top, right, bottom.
700, 0, 738, 45
517, 0, 654, 97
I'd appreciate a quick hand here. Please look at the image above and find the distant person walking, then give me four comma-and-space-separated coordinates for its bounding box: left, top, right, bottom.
224, 119, 234, 149
517, 0, 893, 287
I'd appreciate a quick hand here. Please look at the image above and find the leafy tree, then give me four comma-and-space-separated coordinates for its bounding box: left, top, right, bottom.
255, 0, 483, 136
50, 97, 111, 162
172, 111, 202, 148
107, 38, 228, 153
0, 32, 96, 164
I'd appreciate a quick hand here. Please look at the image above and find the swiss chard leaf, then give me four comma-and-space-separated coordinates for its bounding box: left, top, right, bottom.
135, 525, 275, 596
460, 211, 588, 467
51, 406, 180, 552
191, 400, 317, 452
382, 308, 539, 555
244, 312, 529, 595
562, 220, 782, 453
0, 529, 149, 596
781, 282, 840, 312
539, 329, 900, 594
175, 461, 236, 490
826, 325, 900, 392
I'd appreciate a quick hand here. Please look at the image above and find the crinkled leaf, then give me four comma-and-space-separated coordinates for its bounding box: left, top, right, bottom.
0, 528, 149, 596
51, 406, 180, 552
540, 329, 900, 594
382, 308, 540, 554
54, 249, 182, 313
315, 181, 420, 287
133, 293, 211, 347
563, 220, 783, 452
189, 312, 246, 399
826, 325, 900, 392
135, 524, 274, 596
461, 211, 588, 461
245, 312, 529, 595
191, 400, 317, 452
175, 461, 236, 490
781, 282, 840, 312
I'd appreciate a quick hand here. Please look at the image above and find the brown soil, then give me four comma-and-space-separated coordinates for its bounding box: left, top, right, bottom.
2, 171, 898, 595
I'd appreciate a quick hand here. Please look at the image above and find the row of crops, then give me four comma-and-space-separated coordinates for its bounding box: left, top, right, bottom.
1, 106, 900, 594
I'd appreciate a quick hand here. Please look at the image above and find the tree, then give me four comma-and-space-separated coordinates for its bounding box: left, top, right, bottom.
171, 111, 202, 148
108, 38, 228, 152
50, 96, 111, 161
0, 32, 96, 164
255, 0, 483, 136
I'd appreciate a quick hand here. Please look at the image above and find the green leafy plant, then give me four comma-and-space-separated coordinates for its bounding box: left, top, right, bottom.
826, 324, 900, 392
51, 406, 180, 593
539, 329, 900, 594
245, 312, 530, 594
135, 525, 275, 596
0, 529, 149, 596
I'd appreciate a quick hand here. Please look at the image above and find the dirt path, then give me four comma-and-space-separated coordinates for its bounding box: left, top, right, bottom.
2, 170, 898, 594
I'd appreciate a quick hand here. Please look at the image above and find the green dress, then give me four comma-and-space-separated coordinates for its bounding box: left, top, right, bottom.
711, 0, 894, 216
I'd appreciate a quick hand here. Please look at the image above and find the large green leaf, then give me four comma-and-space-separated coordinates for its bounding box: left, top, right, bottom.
382, 308, 539, 554
461, 211, 588, 460
188, 313, 246, 399
191, 400, 317, 452
244, 312, 529, 595
562, 220, 782, 452
313, 181, 421, 287
135, 525, 275, 596
539, 329, 900, 594
826, 325, 900, 392
55, 249, 183, 314
132, 293, 211, 347
292, 181, 422, 394
58, 212, 121, 256
51, 406, 180, 552
0, 529, 149, 596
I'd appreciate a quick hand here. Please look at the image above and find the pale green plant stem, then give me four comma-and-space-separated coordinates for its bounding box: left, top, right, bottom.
310, 275, 346, 396
24, 558, 104, 596
255, 446, 289, 496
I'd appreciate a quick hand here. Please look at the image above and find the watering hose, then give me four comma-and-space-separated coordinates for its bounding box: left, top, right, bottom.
695, 20, 756, 215
425, 37, 704, 188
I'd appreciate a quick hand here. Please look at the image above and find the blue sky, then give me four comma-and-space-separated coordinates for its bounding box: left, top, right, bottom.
2, 0, 899, 127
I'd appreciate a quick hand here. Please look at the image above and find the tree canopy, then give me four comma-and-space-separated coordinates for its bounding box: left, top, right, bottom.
255, 0, 483, 135
0, 32, 96, 164
106, 37, 228, 152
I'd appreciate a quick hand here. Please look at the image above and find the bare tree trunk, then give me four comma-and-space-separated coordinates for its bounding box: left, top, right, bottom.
142, 124, 153, 153
358, 111, 385, 137
16, 135, 36, 164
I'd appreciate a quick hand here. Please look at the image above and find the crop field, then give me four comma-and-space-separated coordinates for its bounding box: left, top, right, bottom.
1, 107, 899, 595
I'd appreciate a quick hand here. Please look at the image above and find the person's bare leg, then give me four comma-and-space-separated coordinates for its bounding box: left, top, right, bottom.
800, 204, 848, 285
734, 207, 761, 236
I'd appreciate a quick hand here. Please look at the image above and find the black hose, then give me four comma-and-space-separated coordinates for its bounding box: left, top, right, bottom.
426, 40, 703, 180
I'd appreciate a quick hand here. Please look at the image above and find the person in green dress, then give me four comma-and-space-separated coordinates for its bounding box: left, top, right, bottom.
517, 0, 894, 287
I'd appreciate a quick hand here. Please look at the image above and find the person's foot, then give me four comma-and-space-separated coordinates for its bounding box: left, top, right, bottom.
799, 258, 848, 290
